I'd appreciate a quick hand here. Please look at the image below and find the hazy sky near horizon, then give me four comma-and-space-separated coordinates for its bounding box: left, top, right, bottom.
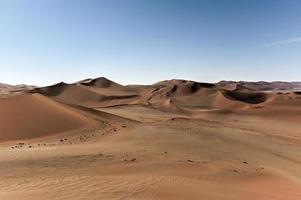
1, 0, 301, 86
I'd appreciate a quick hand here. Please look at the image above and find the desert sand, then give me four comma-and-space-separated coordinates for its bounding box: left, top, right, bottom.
0, 78, 301, 200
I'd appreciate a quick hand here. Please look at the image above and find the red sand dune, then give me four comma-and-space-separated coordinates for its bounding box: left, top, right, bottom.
27, 78, 301, 114
0, 93, 98, 141
2, 77, 300, 142
31, 80, 140, 107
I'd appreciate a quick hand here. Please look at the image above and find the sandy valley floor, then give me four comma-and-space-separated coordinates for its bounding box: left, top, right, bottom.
1, 104, 301, 200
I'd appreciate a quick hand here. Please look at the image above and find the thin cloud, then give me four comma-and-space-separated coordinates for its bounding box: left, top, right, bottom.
264, 33, 272, 37
264, 37, 301, 47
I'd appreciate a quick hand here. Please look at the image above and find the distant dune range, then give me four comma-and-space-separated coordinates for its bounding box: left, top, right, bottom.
28, 78, 301, 110
1, 78, 301, 141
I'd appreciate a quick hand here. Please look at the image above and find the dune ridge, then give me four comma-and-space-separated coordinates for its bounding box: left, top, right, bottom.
25, 78, 301, 115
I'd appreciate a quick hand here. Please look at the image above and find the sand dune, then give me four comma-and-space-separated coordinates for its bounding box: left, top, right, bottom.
0, 83, 35, 97
222, 90, 268, 104
1, 78, 301, 200
31, 80, 141, 107
28, 78, 301, 114
81, 77, 122, 88
217, 81, 301, 91
0, 93, 100, 141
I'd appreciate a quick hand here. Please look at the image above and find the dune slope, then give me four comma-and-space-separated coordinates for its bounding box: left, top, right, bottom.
0, 93, 98, 141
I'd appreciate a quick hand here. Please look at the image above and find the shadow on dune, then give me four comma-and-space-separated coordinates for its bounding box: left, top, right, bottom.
222, 90, 267, 104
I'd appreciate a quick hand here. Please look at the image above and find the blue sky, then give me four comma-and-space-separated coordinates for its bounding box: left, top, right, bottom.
0, 0, 301, 86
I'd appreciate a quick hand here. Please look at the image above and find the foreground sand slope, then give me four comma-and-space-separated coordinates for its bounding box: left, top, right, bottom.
1, 105, 301, 200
